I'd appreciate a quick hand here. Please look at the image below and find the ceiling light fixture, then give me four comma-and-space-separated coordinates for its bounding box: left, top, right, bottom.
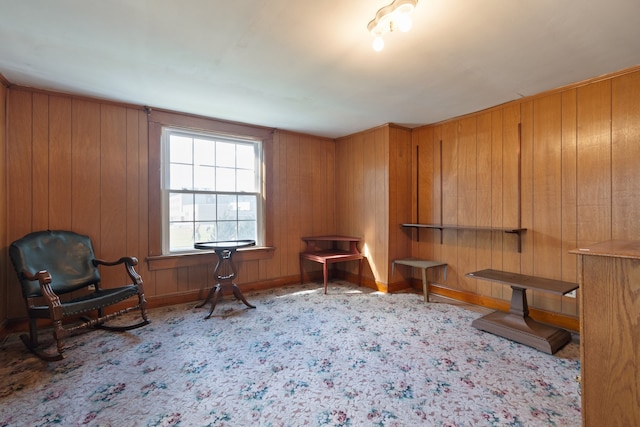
367, 0, 418, 52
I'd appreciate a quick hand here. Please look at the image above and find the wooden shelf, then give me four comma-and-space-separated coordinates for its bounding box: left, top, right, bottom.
401, 224, 527, 252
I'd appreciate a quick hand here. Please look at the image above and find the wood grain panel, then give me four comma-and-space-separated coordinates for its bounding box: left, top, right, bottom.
48, 96, 73, 230
531, 94, 563, 312
579, 253, 640, 426
490, 110, 505, 298
6, 90, 33, 318
430, 126, 443, 272
0, 82, 7, 324
71, 99, 101, 239
388, 126, 412, 276
475, 112, 493, 296
285, 133, 302, 277
576, 80, 612, 247
441, 121, 458, 288
456, 116, 477, 292
560, 90, 578, 316
32, 93, 49, 230
611, 72, 640, 240
100, 105, 128, 287
520, 101, 534, 276
501, 104, 522, 271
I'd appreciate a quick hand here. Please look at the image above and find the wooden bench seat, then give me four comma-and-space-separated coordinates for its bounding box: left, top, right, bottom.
466, 269, 578, 354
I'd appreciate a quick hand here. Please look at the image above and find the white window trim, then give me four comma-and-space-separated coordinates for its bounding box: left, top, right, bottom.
160, 126, 265, 254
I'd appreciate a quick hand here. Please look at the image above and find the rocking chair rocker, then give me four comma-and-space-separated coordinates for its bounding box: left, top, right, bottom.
9, 230, 150, 361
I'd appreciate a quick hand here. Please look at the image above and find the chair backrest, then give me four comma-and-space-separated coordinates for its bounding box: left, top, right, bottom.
10, 230, 101, 299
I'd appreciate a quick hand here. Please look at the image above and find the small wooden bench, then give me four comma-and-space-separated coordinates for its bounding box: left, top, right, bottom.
392, 258, 447, 302
466, 269, 578, 354
299, 235, 364, 294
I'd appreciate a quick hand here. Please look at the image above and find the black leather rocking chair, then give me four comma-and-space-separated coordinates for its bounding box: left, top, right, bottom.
9, 230, 150, 361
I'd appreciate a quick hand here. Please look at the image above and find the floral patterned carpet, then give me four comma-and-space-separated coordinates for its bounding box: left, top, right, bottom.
0, 281, 581, 427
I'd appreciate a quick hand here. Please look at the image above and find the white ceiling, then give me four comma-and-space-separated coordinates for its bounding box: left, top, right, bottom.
1, 0, 639, 138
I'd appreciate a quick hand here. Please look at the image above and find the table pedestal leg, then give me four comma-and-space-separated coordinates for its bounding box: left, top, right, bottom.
197, 247, 256, 318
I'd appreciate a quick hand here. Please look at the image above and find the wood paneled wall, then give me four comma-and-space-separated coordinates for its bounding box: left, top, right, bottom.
335, 125, 412, 289
410, 69, 640, 319
3, 88, 335, 320
0, 81, 7, 327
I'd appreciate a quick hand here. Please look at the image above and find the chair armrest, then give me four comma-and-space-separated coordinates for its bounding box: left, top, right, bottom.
93, 257, 143, 287
93, 256, 139, 267
22, 269, 64, 320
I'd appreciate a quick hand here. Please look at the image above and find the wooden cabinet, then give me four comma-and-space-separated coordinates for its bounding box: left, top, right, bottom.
570, 241, 640, 426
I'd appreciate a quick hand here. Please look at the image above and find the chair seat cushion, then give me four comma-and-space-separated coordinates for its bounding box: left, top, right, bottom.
29, 285, 140, 318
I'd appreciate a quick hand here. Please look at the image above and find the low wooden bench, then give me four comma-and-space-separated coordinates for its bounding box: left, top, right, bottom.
392, 258, 447, 302
465, 269, 578, 354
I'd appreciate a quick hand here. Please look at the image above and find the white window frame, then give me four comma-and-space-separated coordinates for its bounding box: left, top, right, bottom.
160, 127, 264, 254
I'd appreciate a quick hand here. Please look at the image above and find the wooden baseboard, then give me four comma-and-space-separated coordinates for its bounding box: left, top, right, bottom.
428, 283, 579, 332
0, 275, 579, 336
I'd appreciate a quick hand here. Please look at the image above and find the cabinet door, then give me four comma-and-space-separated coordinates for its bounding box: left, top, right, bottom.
580, 255, 640, 426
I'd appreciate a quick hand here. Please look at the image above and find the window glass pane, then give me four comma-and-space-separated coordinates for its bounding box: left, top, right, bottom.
194, 165, 215, 190
170, 163, 193, 190
216, 141, 236, 167
238, 220, 257, 241
169, 222, 194, 251
169, 193, 194, 222
237, 195, 257, 220
195, 194, 217, 221
170, 135, 192, 164
195, 222, 217, 243
236, 144, 255, 169
216, 167, 236, 192
217, 221, 237, 241
217, 194, 237, 220
194, 138, 215, 166
237, 169, 256, 192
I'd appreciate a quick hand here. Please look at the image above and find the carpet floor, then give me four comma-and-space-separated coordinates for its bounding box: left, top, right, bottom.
0, 281, 581, 426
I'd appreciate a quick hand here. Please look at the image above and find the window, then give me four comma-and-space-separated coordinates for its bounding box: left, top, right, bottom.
161, 128, 263, 253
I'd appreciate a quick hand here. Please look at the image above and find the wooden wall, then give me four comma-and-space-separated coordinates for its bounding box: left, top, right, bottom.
410, 68, 640, 322
0, 81, 7, 328
3, 67, 640, 328
3, 88, 335, 320
335, 125, 412, 290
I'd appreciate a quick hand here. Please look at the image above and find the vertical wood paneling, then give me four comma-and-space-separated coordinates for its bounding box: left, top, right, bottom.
501, 104, 521, 274
577, 81, 612, 246
32, 93, 49, 230
532, 94, 563, 312
611, 72, 640, 240
6, 91, 33, 318
49, 96, 73, 230
430, 126, 443, 280
490, 110, 505, 298
388, 127, 412, 282
0, 82, 7, 324
520, 101, 534, 276
457, 116, 477, 293
100, 105, 128, 286
476, 112, 493, 296
285, 133, 301, 277
71, 100, 101, 239
441, 122, 458, 287
561, 90, 578, 316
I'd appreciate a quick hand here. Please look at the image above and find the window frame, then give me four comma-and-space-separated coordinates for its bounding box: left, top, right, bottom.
161, 126, 264, 254
146, 110, 275, 271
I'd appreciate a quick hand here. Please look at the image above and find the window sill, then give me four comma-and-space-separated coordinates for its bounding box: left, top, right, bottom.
146, 246, 275, 271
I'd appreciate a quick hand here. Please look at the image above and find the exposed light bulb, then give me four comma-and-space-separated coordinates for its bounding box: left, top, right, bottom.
372, 36, 384, 52
395, 13, 413, 32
